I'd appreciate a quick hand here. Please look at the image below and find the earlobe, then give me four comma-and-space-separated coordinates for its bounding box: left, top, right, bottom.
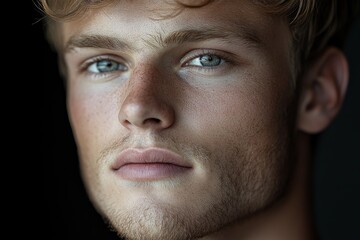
297, 47, 349, 134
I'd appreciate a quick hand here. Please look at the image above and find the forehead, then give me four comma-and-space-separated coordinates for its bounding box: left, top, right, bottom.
60, 0, 290, 50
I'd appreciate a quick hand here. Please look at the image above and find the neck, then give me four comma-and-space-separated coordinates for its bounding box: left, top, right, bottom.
202, 132, 318, 240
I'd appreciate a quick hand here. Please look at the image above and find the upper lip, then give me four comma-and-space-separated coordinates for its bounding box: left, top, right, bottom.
111, 147, 192, 170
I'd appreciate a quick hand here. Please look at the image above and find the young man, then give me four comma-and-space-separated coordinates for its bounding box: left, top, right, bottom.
38, 0, 359, 239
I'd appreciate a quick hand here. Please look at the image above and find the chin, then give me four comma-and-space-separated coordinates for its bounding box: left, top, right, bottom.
98, 184, 283, 240
106, 200, 202, 240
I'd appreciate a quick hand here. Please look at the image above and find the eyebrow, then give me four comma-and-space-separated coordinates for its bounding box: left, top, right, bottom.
64, 26, 262, 53
148, 27, 262, 49
65, 34, 134, 53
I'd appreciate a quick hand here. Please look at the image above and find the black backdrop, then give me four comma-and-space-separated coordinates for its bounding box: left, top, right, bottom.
36, 5, 360, 240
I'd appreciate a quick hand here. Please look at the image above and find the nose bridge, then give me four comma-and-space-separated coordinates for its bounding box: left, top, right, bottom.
119, 64, 175, 131
127, 64, 161, 102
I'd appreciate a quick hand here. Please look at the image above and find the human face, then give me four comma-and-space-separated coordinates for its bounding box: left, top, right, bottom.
62, 0, 295, 239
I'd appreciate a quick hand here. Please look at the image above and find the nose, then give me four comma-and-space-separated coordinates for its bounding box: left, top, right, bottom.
119, 68, 175, 131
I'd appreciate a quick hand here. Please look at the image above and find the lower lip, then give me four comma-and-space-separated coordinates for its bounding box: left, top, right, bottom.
115, 163, 191, 181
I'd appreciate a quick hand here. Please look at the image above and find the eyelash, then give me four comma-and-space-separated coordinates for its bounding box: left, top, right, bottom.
181, 49, 233, 72
81, 56, 128, 79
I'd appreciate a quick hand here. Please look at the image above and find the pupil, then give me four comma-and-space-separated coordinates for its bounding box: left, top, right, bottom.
98, 61, 116, 72
200, 55, 220, 66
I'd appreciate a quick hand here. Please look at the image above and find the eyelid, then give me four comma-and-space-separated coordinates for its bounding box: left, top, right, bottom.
180, 49, 233, 67
80, 55, 127, 72
76, 54, 129, 82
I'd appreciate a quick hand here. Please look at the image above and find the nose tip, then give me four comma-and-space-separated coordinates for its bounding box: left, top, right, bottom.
119, 96, 175, 131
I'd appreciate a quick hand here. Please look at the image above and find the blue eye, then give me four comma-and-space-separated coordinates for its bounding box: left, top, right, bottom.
87, 59, 128, 73
187, 54, 224, 67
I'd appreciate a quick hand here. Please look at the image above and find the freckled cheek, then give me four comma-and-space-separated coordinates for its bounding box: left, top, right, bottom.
67, 91, 118, 151
186, 88, 287, 146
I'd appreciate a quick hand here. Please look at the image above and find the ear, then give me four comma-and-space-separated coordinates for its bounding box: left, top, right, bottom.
297, 47, 349, 134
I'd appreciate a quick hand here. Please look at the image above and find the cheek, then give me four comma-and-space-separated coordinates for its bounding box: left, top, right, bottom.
67, 87, 119, 159
186, 82, 290, 148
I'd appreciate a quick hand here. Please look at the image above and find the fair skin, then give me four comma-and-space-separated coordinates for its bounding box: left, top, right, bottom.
59, 0, 348, 239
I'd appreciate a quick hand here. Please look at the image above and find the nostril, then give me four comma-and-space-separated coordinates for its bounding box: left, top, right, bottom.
143, 118, 161, 125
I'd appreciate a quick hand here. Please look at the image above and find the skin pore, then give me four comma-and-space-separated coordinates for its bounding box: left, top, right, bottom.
59, 0, 348, 239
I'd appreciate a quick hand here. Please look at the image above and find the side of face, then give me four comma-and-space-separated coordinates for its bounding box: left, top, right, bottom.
61, 1, 300, 239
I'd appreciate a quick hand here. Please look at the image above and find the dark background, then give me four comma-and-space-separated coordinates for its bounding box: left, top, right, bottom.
36, 4, 360, 240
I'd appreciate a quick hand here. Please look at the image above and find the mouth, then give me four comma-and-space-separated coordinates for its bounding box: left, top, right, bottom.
112, 147, 193, 181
